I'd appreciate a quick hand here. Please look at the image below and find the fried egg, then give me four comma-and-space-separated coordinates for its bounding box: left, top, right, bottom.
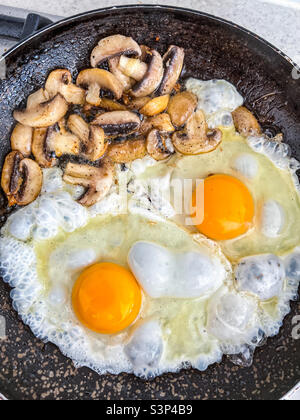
1, 78, 300, 378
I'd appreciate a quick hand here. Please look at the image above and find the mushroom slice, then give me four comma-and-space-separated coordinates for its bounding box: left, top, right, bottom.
158, 46, 185, 95
63, 160, 114, 207
77, 69, 124, 106
92, 111, 141, 137
140, 95, 170, 117
68, 114, 108, 162
109, 57, 134, 91
32, 128, 57, 168
27, 88, 50, 109
232, 106, 261, 137
45, 69, 85, 105
167, 91, 198, 127
131, 49, 164, 98
172, 110, 222, 155
108, 137, 147, 163
91, 35, 141, 68
1, 152, 42, 206
1, 151, 24, 205
118, 56, 148, 81
11, 123, 33, 157
140, 113, 175, 135
147, 129, 175, 161
14, 94, 69, 128
47, 120, 81, 158
15, 159, 43, 206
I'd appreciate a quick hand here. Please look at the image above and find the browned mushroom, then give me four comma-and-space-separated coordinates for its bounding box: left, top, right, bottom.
167, 91, 198, 127
140, 113, 175, 135
109, 57, 134, 91
158, 46, 185, 95
1, 151, 42, 206
131, 49, 164, 98
232, 106, 261, 137
63, 160, 114, 207
32, 128, 57, 168
68, 114, 108, 161
91, 35, 142, 68
45, 69, 85, 105
46, 120, 81, 158
77, 69, 124, 106
118, 56, 148, 81
99, 98, 127, 111
147, 130, 175, 161
107, 137, 147, 163
92, 111, 141, 138
14, 94, 69, 128
139, 95, 170, 117
11, 123, 33, 157
172, 110, 222, 155
26, 88, 50, 109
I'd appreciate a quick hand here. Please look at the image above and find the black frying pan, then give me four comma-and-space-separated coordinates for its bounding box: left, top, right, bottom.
0, 5, 299, 401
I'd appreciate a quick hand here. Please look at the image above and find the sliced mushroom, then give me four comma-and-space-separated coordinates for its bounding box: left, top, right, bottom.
147, 130, 175, 161
172, 110, 222, 155
167, 91, 198, 127
107, 137, 147, 163
11, 123, 33, 157
45, 69, 85, 105
109, 57, 134, 91
68, 114, 108, 161
232, 106, 261, 137
16, 159, 43, 206
47, 120, 81, 158
63, 160, 114, 207
92, 111, 141, 138
1, 151, 42, 206
91, 35, 141, 68
140, 113, 175, 135
1, 151, 24, 205
118, 56, 148, 81
158, 46, 185, 95
14, 94, 69, 128
131, 49, 164, 98
140, 95, 170, 117
82, 104, 105, 119
32, 128, 57, 168
27, 88, 50, 109
77, 69, 124, 106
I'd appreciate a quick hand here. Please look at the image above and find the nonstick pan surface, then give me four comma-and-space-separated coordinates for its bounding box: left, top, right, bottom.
0, 5, 299, 400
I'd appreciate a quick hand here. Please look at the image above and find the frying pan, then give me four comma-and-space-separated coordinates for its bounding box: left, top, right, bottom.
0, 4, 299, 401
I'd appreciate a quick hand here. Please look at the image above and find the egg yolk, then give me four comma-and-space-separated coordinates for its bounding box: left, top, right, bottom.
72, 263, 142, 335
192, 174, 255, 241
